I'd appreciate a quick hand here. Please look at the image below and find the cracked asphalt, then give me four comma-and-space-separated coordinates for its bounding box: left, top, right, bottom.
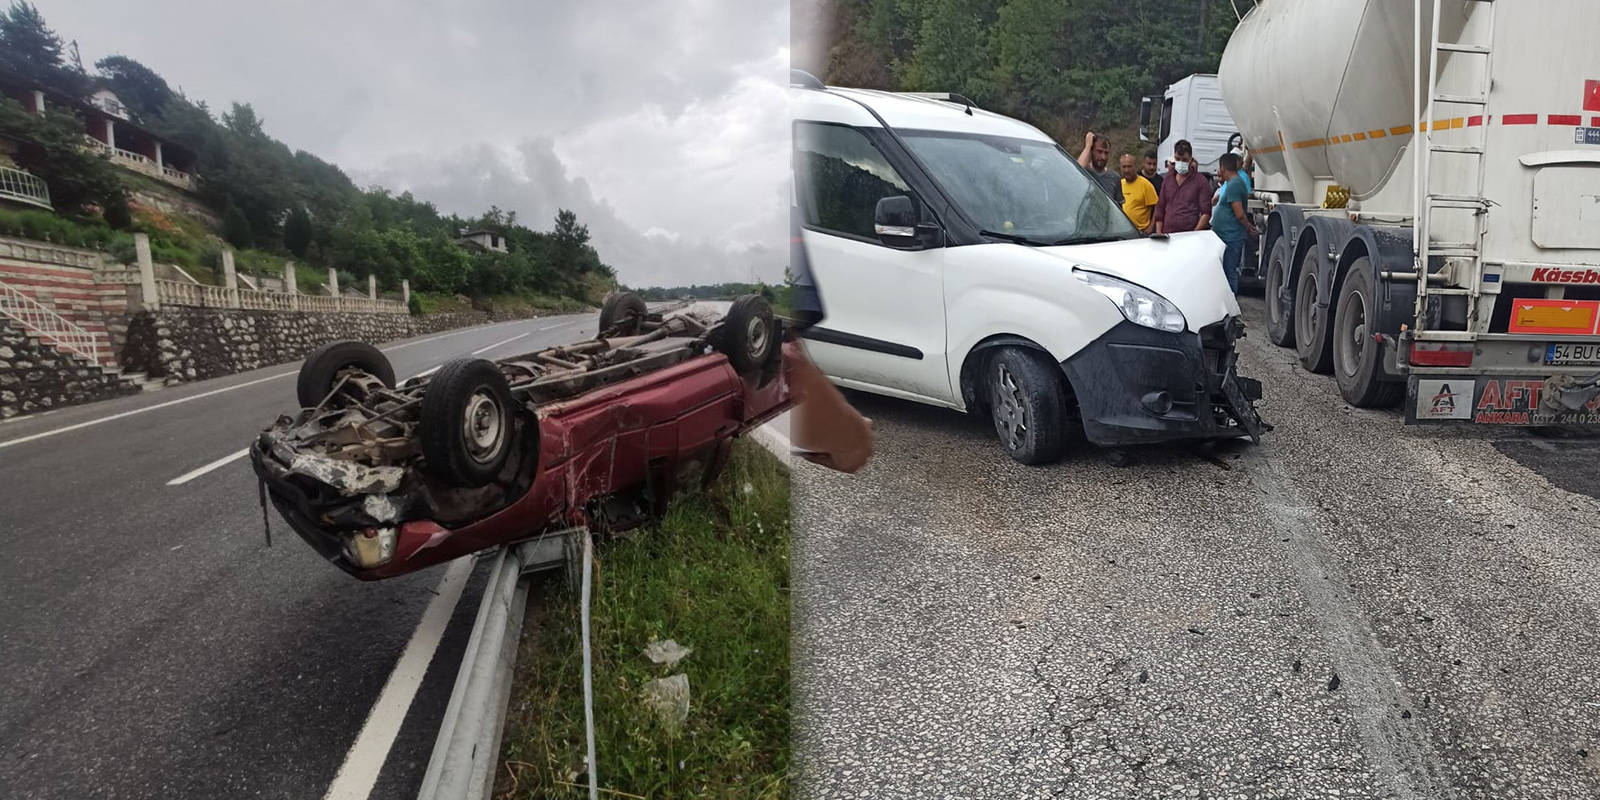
791, 295, 1600, 800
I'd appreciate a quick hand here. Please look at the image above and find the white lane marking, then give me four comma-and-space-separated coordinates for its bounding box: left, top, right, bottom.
470, 332, 528, 356
166, 448, 249, 486
322, 559, 474, 800
0, 324, 541, 451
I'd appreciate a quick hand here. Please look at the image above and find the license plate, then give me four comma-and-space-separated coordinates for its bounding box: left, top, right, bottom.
1546, 343, 1600, 365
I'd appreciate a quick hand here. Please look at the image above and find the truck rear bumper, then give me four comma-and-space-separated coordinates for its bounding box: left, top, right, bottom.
1062, 319, 1270, 447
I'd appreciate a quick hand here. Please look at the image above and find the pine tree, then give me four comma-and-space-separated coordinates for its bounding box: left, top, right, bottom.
222, 196, 253, 249
283, 205, 312, 257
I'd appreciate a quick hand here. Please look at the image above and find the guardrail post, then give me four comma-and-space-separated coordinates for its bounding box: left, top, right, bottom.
222, 249, 241, 308
135, 233, 158, 311
284, 260, 299, 311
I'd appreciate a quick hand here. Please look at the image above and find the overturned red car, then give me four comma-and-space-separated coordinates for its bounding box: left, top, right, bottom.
249, 293, 793, 580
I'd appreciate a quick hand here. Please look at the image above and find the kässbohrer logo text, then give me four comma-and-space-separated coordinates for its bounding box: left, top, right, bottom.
1532, 267, 1600, 283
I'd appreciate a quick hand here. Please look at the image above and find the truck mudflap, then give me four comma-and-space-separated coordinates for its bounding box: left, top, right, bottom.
1063, 318, 1271, 447
1406, 373, 1600, 426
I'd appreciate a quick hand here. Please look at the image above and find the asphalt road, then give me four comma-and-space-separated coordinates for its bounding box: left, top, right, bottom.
791, 296, 1600, 800
0, 312, 600, 800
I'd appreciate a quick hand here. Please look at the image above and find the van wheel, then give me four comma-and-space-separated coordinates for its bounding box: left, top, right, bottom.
297, 340, 394, 408
987, 348, 1067, 466
1333, 259, 1405, 408
1293, 249, 1334, 374
717, 294, 776, 375
419, 358, 516, 488
1265, 238, 1295, 348
599, 292, 647, 336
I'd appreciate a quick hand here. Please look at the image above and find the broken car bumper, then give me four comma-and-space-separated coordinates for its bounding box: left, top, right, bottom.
1061, 317, 1269, 447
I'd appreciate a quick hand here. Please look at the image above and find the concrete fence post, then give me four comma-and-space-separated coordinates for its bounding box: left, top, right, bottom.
222, 249, 241, 309
327, 268, 341, 312
135, 233, 158, 311
402, 279, 411, 309
368, 275, 377, 300
284, 261, 299, 311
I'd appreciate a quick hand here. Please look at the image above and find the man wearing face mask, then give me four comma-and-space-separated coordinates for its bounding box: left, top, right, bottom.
1152, 139, 1212, 235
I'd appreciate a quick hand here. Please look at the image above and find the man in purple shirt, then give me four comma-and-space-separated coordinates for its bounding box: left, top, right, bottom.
1153, 139, 1213, 234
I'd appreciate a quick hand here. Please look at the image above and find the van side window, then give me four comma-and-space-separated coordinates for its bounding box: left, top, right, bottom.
1159, 97, 1173, 144
795, 122, 913, 241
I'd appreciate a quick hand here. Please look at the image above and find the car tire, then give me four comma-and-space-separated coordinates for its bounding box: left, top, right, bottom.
599, 291, 647, 336
986, 347, 1068, 466
419, 358, 516, 488
1333, 259, 1405, 408
1265, 238, 1295, 348
1293, 248, 1334, 374
718, 294, 777, 375
297, 340, 395, 409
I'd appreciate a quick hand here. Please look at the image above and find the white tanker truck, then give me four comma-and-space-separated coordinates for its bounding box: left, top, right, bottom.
1208, 0, 1600, 426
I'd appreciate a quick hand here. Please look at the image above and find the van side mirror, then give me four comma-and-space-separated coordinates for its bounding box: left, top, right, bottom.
1139, 96, 1157, 143
874, 195, 939, 249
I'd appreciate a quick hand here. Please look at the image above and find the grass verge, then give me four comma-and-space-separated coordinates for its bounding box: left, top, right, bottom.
496, 439, 790, 799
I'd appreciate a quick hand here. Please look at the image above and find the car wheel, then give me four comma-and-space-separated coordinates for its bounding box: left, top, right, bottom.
1333, 258, 1405, 408
987, 347, 1068, 466
599, 292, 647, 336
1265, 238, 1295, 348
297, 340, 395, 409
718, 294, 776, 375
1293, 248, 1334, 374
420, 358, 516, 487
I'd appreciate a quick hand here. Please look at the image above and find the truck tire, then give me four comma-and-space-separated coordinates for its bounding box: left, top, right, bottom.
1293, 249, 1334, 374
297, 340, 395, 409
717, 294, 776, 375
1265, 238, 1295, 348
1333, 259, 1404, 408
986, 347, 1068, 466
419, 358, 516, 488
599, 292, 647, 336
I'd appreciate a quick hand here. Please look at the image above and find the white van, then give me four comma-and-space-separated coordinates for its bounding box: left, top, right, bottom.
790, 72, 1268, 465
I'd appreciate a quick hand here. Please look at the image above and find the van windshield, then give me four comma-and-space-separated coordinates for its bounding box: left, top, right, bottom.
898, 130, 1140, 245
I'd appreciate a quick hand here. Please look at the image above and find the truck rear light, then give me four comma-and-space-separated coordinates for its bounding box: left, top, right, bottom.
1407, 342, 1474, 367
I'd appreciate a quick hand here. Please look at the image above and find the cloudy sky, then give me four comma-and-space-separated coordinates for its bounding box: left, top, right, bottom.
43, 0, 790, 288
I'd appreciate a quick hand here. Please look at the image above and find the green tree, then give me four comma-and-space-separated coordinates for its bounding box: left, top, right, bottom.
0, 2, 90, 96
222, 196, 253, 248
103, 191, 132, 229
283, 205, 312, 257
0, 98, 121, 210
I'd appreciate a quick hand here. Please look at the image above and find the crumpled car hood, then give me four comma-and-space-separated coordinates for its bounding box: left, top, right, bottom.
1036, 232, 1241, 330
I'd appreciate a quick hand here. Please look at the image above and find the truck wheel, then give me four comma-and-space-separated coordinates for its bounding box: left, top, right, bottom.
419, 358, 516, 487
297, 340, 394, 408
1333, 259, 1404, 408
986, 347, 1068, 466
1265, 238, 1296, 348
1293, 249, 1334, 374
718, 294, 776, 375
599, 292, 647, 336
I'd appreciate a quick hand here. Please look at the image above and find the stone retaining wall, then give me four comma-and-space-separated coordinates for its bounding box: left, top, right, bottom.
0, 319, 138, 419
121, 308, 413, 382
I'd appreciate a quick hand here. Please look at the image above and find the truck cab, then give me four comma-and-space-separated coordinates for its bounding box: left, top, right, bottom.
1140, 74, 1237, 176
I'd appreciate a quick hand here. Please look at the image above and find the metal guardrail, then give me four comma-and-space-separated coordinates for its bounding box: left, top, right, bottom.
0, 167, 51, 210
0, 280, 104, 365
418, 532, 571, 800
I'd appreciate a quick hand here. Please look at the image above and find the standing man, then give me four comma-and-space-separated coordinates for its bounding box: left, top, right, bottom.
1211, 152, 1258, 294
1141, 149, 1163, 195
1077, 132, 1124, 205
1152, 140, 1212, 235
1118, 154, 1158, 235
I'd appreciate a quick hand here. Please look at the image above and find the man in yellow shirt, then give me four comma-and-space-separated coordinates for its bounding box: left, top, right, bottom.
1118, 154, 1158, 234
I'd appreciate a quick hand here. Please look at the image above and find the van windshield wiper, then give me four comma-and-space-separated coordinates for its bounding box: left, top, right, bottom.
979, 229, 1052, 246
1047, 234, 1138, 246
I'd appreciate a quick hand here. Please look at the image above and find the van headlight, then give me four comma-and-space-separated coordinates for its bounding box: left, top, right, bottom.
1074, 270, 1187, 333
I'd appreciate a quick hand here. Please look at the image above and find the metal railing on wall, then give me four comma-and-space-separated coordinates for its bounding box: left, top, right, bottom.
0, 280, 104, 366
0, 168, 51, 211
